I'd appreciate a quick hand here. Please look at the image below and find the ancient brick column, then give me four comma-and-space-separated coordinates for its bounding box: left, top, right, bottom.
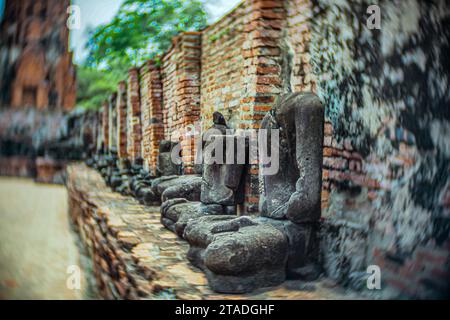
102, 100, 109, 154
1, 0, 77, 111
239, 0, 287, 214
116, 81, 128, 159
96, 109, 104, 154
161, 32, 202, 174
108, 93, 118, 154
140, 63, 151, 171
140, 61, 164, 174
127, 68, 142, 163
179, 32, 202, 174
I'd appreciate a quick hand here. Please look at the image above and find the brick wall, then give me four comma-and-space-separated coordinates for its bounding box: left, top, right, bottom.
290, 0, 450, 298
116, 81, 128, 159
0, 0, 77, 110
140, 61, 164, 174
200, 2, 247, 129
108, 93, 118, 153
101, 101, 109, 153
160, 32, 202, 174
241, 0, 288, 214
127, 68, 142, 163
199, 0, 289, 213
94, 109, 103, 153
286, 0, 316, 93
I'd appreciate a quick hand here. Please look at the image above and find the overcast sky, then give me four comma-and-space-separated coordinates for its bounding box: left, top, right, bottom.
70, 0, 242, 64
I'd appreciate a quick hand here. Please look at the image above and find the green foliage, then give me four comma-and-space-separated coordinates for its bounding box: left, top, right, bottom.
77, 0, 209, 109
85, 0, 208, 71
76, 65, 121, 110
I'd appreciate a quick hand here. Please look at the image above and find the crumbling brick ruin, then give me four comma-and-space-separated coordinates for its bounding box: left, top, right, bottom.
0, 0, 81, 181
0, 0, 76, 110
2, 0, 450, 299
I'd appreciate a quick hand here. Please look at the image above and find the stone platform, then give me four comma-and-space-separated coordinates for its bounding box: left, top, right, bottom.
67, 163, 358, 300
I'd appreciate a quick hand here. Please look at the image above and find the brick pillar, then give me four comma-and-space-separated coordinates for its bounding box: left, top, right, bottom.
181, 32, 201, 174
127, 68, 142, 163
116, 81, 128, 159
139, 64, 150, 170
286, 0, 317, 93
96, 109, 103, 154
240, 0, 287, 214
163, 32, 202, 174
102, 100, 109, 154
140, 61, 164, 174
108, 93, 118, 154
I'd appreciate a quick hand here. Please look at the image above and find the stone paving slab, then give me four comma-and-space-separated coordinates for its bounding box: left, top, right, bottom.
0, 177, 93, 300
67, 163, 359, 300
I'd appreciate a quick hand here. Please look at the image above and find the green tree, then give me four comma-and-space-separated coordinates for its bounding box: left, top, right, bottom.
76, 65, 119, 110
77, 0, 209, 109
85, 0, 208, 72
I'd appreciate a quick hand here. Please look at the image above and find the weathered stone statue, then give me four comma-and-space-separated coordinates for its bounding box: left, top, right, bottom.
128, 157, 145, 194
132, 140, 201, 206
260, 93, 324, 223
160, 112, 247, 235
114, 158, 132, 195
200, 134, 246, 215
180, 92, 324, 293
259, 92, 324, 279
184, 215, 288, 293
156, 140, 181, 176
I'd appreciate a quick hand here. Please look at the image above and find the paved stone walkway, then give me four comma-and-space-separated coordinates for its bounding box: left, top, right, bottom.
0, 177, 92, 300
68, 164, 361, 300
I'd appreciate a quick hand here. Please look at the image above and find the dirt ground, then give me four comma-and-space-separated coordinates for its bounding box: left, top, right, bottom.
0, 177, 93, 300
